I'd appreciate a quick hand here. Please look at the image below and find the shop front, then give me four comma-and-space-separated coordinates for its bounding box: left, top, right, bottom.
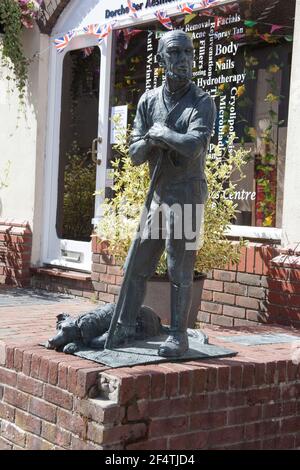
39, 0, 296, 272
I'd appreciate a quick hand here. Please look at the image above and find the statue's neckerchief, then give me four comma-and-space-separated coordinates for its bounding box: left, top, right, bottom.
163, 81, 191, 113
155, 82, 192, 168
158, 81, 192, 131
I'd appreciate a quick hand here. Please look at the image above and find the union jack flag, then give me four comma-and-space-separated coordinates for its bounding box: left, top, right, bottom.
177, 3, 195, 14
127, 0, 138, 19
155, 11, 173, 30
54, 30, 75, 53
82, 47, 94, 58
98, 23, 113, 43
218, 2, 239, 15
195, 0, 219, 13
122, 28, 143, 49
198, 0, 219, 6
214, 15, 224, 30
82, 24, 102, 37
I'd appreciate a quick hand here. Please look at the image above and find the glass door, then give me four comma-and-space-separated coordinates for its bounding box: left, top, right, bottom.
43, 34, 110, 272
57, 46, 100, 250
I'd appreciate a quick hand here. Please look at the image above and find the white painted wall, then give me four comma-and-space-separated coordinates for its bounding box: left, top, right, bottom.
0, 25, 50, 264
281, 0, 300, 246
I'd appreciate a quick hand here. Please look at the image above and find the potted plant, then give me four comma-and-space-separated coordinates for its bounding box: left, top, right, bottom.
96, 127, 248, 327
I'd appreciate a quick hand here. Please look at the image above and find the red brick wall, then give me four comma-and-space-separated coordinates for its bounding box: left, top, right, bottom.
267, 251, 300, 327
0, 343, 118, 450
1, 338, 299, 450
31, 267, 95, 300
0, 220, 32, 287
198, 243, 280, 327
30, 237, 300, 328
106, 359, 299, 450
92, 239, 300, 328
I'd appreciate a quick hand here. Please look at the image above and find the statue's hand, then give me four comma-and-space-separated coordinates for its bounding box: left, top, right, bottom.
149, 139, 169, 150
148, 123, 167, 141
148, 124, 169, 150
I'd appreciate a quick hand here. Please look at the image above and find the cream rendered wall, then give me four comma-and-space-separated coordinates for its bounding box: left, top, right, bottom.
0, 25, 50, 264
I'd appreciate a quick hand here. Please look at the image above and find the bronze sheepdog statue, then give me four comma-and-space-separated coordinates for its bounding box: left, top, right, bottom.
46, 303, 166, 354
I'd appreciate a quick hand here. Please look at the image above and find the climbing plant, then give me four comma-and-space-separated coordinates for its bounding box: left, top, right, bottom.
0, 0, 41, 102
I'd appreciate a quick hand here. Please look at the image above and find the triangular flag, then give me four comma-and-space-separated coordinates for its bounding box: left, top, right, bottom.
244, 20, 257, 27
155, 11, 173, 30
214, 16, 224, 31
260, 33, 277, 43
54, 30, 75, 53
270, 24, 283, 34
184, 13, 197, 25
127, 0, 138, 19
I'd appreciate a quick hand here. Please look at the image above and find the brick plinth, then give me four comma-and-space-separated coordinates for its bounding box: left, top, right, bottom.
0, 303, 299, 450
0, 301, 113, 450
0, 220, 32, 287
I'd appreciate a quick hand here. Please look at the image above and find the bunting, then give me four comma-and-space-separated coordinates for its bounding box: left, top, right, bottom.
122, 28, 143, 49
196, 0, 219, 6
270, 24, 283, 34
177, 3, 195, 14
82, 24, 103, 37
127, 0, 138, 19
98, 23, 114, 42
154, 11, 173, 30
218, 2, 239, 14
82, 47, 95, 58
54, 31, 75, 53
53, 3, 293, 54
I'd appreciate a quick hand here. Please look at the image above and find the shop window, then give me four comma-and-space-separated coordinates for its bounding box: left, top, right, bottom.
109, 0, 295, 229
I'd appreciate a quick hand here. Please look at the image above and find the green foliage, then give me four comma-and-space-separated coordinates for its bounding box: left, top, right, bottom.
97, 127, 248, 274
62, 142, 96, 241
0, 0, 35, 103
195, 143, 247, 273
255, 55, 282, 227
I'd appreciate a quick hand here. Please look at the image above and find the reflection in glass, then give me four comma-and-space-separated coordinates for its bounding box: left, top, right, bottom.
110, 0, 295, 228
57, 47, 100, 241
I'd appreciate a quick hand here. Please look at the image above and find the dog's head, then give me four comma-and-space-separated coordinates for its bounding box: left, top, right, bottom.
46, 313, 81, 350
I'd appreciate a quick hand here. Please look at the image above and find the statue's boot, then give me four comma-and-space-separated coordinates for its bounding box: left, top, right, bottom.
111, 276, 147, 348
158, 283, 192, 357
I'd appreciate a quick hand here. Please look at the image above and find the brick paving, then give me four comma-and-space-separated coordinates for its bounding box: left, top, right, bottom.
0, 287, 94, 343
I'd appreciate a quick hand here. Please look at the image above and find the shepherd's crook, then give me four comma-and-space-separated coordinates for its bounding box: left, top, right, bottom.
104, 151, 163, 349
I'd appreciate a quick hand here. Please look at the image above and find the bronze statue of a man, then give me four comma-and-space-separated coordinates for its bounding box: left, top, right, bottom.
112, 30, 216, 357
